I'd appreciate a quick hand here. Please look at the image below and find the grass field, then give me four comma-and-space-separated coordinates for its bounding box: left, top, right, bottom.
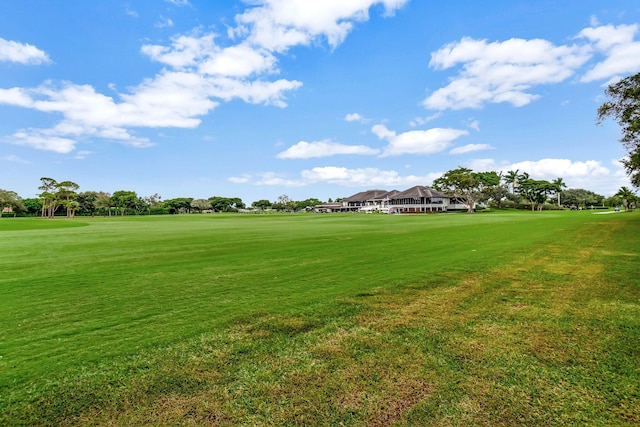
0, 210, 638, 425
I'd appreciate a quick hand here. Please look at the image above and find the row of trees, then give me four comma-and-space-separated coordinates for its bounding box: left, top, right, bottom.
0, 177, 333, 218
433, 168, 567, 212
432, 167, 637, 212
1, 173, 637, 218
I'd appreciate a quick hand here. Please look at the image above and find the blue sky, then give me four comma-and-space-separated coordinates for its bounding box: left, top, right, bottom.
1, 0, 639, 203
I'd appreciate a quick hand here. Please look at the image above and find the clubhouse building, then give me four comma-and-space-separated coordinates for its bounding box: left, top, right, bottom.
316, 186, 468, 213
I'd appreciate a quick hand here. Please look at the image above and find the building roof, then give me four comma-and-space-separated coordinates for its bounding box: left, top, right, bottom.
378, 190, 399, 200
342, 189, 390, 203
315, 203, 343, 209
390, 186, 446, 199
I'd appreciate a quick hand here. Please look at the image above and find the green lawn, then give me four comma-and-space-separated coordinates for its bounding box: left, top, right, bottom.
0, 211, 638, 425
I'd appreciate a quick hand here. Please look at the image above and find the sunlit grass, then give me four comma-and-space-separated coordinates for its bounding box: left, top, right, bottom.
0, 211, 638, 425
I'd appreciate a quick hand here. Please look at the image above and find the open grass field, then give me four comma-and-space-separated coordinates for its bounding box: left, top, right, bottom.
0, 210, 638, 425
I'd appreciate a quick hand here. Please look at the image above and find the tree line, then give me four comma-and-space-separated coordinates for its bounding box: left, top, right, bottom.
0, 172, 636, 219
0, 177, 331, 218
432, 167, 637, 212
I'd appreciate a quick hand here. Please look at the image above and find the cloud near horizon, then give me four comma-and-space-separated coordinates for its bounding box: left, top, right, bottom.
465, 157, 626, 196
230, 166, 441, 188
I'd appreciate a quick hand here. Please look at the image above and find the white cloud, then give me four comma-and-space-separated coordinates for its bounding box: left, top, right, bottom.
0, 87, 35, 107
423, 23, 640, 111
125, 7, 138, 18
231, 166, 441, 188
120, 71, 220, 127
9, 130, 77, 154
141, 34, 216, 69
166, 0, 190, 6
424, 37, 591, 110
74, 150, 93, 160
465, 157, 629, 195
199, 44, 278, 77
206, 76, 302, 107
579, 23, 636, 51
371, 123, 396, 140
0, 58, 300, 152
155, 16, 175, 28
0, 2, 405, 153
277, 139, 379, 158
372, 124, 468, 156
5, 74, 216, 126
235, 0, 409, 52
409, 113, 441, 127
1, 154, 30, 164
0, 38, 50, 65
345, 112, 368, 123
227, 175, 250, 184
467, 120, 480, 131
508, 158, 609, 179
449, 144, 493, 155
466, 158, 502, 172
229, 172, 304, 187
301, 166, 439, 187
229, 158, 631, 194
578, 24, 640, 83
141, 34, 301, 107
469, 157, 611, 179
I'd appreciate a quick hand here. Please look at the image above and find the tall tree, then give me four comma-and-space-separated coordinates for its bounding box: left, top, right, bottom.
77, 191, 98, 216
517, 179, 554, 211
597, 72, 640, 187
484, 184, 509, 208
191, 198, 212, 212
56, 180, 80, 218
551, 177, 567, 207
295, 198, 323, 210
273, 194, 296, 212
615, 186, 636, 212
111, 190, 138, 215
22, 198, 42, 216
560, 188, 604, 209
516, 171, 530, 184
163, 198, 193, 214
208, 196, 244, 212
38, 177, 59, 218
143, 193, 162, 214
94, 192, 112, 216
432, 168, 501, 213
503, 169, 519, 193
252, 199, 272, 210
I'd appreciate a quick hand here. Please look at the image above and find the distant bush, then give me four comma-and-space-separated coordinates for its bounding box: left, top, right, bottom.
150, 207, 170, 215
0, 212, 27, 218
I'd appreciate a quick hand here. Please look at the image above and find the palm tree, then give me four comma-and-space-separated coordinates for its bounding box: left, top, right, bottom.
615, 186, 636, 211
94, 192, 112, 216
503, 169, 519, 193
551, 177, 566, 207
